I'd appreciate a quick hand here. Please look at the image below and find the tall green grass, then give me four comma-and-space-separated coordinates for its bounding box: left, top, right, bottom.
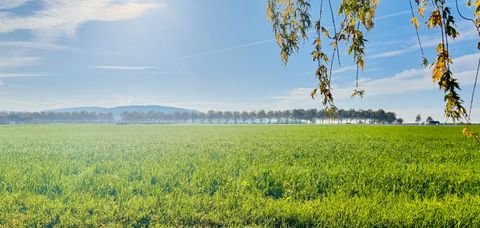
0, 125, 479, 226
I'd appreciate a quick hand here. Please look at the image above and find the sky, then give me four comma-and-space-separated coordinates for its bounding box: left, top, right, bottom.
0, 0, 479, 123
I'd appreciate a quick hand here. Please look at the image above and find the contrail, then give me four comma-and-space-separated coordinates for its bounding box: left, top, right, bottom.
376, 10, 410, 20
177, 10, 409, 61
177, 38, 274, 61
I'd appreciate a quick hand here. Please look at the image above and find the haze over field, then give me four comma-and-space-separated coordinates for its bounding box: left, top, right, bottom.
0, 1, 478, 122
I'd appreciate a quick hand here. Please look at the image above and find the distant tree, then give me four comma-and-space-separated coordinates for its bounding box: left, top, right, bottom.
190, 112, 198, 123
267, 110, 275, 124
293, 109, 307, 124
416, 114, 422, 125
385, 112, 397, 124
240, 111, 249, 124
257, 110, 267, 124
207, 110, 215, 124
284, 110, 292, 124
306, 109, 317, 124
274, 110, 283, 124
397, 118, 404, 125
224, 111, 233, 124
233, 111, 240, 124
215, 111, 223, 124
316, 109, 325, 124
198, 112, 206, 124
249, 111, 257, 123
426, 116, 434, 123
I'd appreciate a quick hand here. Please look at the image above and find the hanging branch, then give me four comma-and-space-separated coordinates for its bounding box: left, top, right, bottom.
469, 59, 480, 120
464, 57, 480, 141
317, 0, 324, 70
453, 0, 480, 123
351, 22, 365, 98
311, 0, 335, 115
409, 0, 428, 67
327, 0, 341, 68
455, 0, 480, 142
456, 0, 480, 124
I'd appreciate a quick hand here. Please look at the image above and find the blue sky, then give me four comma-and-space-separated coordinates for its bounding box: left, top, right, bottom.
0, 0, 479, 122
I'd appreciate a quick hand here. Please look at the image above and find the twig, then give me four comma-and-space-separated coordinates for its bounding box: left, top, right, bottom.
409, 0, 426, 57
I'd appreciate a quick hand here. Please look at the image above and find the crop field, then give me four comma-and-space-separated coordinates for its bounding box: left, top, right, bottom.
0, 125, 480, 226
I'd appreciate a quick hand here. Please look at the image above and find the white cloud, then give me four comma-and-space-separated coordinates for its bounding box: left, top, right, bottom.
270, 53, 480, 119
369, 49, 412, 59
332, 65, 357, 74
0, 41, 73, 51
0, 56, 41, 68
0, 73, 44, 78
369, 21, 478, 60
376, 10, 410, 20
0, 0, 30, 9
0, 0, 165, 41
92, 65, 157, 70
338, 53, 479, 98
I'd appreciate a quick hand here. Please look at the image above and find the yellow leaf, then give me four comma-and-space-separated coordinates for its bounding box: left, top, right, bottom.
432, 61, 445, 82
357, 58, 365, 70
410, 17, 419, 29
463, 126, 480, 142
427, 10, 442, 28
418, 7, 425, 18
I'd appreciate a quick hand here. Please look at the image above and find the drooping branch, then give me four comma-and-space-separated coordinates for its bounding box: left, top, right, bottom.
409, 0, 428, 66
469, 58, 480, 120
327, 0, 341, 68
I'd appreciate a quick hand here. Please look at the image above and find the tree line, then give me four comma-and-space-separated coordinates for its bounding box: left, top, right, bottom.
0, 108, 399, 125
0, 111, 114, 124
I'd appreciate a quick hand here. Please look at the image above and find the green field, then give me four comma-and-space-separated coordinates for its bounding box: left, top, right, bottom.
0, 125, 480, 226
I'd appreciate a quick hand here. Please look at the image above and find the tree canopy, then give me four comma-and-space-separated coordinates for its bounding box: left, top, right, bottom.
266, 0, 480, 141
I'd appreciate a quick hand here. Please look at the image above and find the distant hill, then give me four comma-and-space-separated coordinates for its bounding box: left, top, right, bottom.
44, 105, 199, 117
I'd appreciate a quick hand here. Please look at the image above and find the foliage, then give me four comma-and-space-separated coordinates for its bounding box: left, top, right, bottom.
463, 126, 480, 141
419, 1, 466, 122
416, 114, 422, 123
0, 125, 479, 226
266, 0, 312, 65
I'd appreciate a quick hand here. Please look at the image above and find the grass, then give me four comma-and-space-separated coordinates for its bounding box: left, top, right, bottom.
0, 124, 479, 226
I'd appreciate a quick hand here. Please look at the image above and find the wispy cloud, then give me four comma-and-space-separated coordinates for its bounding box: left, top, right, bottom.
177, 9, 413, 61
177, 38, 274, 60
369, 21, 477, 59
91, 65, 158, 70
0, 41, 73, 51
376, 10, 410, 20
0, 0, 30, 9
338, 53, 479, 99
369, 49, 412, 59
273, 53, 480, 104
0, 73, 45, 78
332, 65, 358, 74
0, 56, 41, 68
0, 0, 165, 41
